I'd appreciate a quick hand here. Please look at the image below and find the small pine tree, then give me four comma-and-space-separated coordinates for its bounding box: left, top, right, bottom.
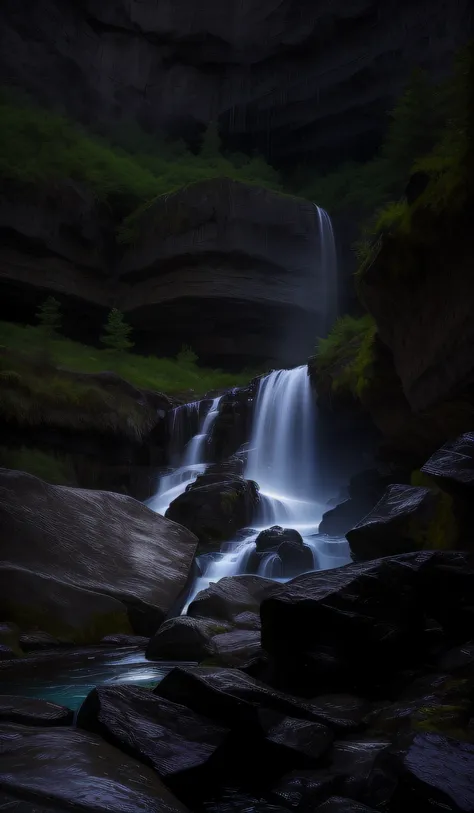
100, 308, 134, 352
200, 121, 222, 160
36, 296, 62, 335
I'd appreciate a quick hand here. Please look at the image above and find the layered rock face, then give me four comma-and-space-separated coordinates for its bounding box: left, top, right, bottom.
0, 0, 471, 166
0, 178, 321, 368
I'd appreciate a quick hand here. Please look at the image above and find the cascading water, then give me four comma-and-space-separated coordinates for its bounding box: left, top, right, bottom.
182, 366, 351, 609
147, 397, 221, 516
315, 205, 338, 337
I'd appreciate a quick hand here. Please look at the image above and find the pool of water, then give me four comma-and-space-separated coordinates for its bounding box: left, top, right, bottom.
0, 647, 194, 710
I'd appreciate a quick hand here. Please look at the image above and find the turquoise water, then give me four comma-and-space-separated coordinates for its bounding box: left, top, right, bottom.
0, 647, 191, 710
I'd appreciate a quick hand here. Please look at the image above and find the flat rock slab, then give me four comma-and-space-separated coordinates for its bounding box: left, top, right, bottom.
0, 723, 189, 812
0, 696, 73, 726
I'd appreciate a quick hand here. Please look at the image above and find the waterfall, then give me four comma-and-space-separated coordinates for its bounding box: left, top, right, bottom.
315, 205, 338, 337
245, 366, 321, 527
147, 397, 221, 516
180, 366, 350, 611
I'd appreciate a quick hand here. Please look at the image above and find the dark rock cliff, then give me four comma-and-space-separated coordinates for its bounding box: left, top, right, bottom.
0, 0, 471, 166
0, 178, 323, 368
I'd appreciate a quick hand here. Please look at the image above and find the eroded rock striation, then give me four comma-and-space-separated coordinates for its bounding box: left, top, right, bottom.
0, 468, 198, 641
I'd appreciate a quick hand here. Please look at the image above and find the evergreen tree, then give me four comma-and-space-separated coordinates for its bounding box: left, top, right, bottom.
100, 308, 134, 352
200, 121, 222, 160
36, 296, 62, 335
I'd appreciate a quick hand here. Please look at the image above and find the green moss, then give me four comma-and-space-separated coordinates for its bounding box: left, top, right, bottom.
413, 704, 471, 740
409, 470, 458, 550
314, 314, 377, 401
2, 602, 132, 645
0, 446, 76, 485
0, 321, 256, 403
220, 490, 240, 515
0, 89, 282, 221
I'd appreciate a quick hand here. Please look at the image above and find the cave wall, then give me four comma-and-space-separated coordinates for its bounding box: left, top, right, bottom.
0, 0, 471, 166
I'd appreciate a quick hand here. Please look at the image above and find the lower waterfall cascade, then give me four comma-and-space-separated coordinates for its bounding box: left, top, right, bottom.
149, 366, 351, 610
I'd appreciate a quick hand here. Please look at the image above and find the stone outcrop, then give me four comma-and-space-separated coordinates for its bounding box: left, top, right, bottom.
0, 177, 322, 368
4, 550, 474, 813
0, 724, 189, 812
0, 468, 198, 641
165, 471, 260, 548
0, 0, 470, 165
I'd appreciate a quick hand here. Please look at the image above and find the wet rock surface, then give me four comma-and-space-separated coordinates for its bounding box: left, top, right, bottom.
0, 468, 198, 641
166, 474, 260, 549
0, 723, 189, 812
5, 550, 474, 812
0, 696, 73, 727
346, 484, 441, 561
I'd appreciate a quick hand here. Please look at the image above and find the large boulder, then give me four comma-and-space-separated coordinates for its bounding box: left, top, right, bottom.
0, 469, 198, 641
261, 551, 474, 697
421, 432, 474, 491
256, 526, 304, 553
148, 575, 273, 665
76, 685, 229, 801
0, 723, 189, 812
346, 484, 443, 561
166, 473, 259, 548
367, 732, 474, 812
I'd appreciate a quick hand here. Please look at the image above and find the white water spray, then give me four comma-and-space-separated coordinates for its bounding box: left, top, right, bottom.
147, 397, 221, 516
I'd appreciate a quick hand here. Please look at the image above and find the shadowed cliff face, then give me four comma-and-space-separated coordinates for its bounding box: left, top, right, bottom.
0, 0, 471, 165
0, 178, 324, 368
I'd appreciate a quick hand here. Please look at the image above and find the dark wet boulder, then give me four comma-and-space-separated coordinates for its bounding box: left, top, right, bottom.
367, 732, 474, 812
0, 723, 189, 812
155, 665, 337, 737
421, 432, 474, 492
0, 622, 22, 657
315, 798, 378, 813
155, 666, 333, 775
0, 696, 73, 727
271, 737, 389, 809
414, 551, 474, 642
308, 695, 370, 732
0, 469, 198, 641
260, 553, 428, 695
212, 629, 263, 668
188, 574, 274, 624
346, 484, 442, 561
256, 526, 304, 553
19, 630, 67, 651
166, 474, 259, 548
0, 644, 17, 660
77, 685, 229, 793
258, 709, 333, 765
100, 633, 149, 647
278, 540, 314, 577
146, 616, 224, 662
319, 468, 409, 537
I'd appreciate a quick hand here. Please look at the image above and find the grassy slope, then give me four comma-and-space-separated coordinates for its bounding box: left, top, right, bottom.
0, 322, 255, 399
